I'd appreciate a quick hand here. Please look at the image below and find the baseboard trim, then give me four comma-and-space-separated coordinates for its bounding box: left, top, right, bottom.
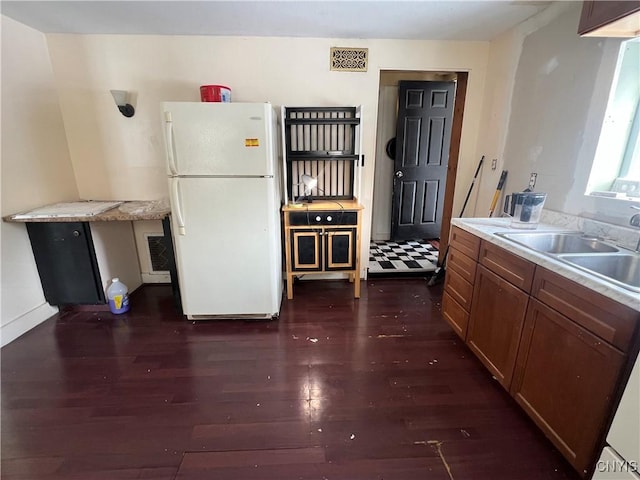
142, 273, 171, 283
61, 304, 110, 312
1, 302, 58, 348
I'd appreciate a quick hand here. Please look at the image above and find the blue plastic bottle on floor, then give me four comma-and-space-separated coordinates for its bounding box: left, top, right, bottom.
107, 278, 130, 314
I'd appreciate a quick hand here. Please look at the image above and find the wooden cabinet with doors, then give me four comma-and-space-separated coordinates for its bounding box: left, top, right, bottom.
440, 226, 640, 477
442, 226, 480, 340
282, 200, 363, 299
510, 267, 638, 476
578, 1, 640, 37
466, 241, 535, 390
281, 106, 364, 299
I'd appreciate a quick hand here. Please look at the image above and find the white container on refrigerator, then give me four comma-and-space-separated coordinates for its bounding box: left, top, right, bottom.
163, 102, 283, 319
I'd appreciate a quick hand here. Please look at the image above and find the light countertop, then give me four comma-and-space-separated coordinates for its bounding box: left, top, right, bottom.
4, 200, 171, 223
452, 217, 640, 312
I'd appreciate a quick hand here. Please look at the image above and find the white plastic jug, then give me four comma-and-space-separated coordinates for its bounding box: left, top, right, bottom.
106, 278, 130, 314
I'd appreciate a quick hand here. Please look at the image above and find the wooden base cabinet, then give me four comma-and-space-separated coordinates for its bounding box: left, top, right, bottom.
283, 201, 363, 299
467, 265, 529, 389
441, 227, 640, 477
465, 236, 535, 390
442, 226, 479, 340
511, 298, 626, 476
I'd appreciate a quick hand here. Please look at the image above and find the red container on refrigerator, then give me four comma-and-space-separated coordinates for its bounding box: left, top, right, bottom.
200, 85, 231, 102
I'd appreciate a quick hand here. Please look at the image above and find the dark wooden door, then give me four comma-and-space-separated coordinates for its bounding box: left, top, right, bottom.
26, 222, 105, 305
467, 265, 529, 390
391, 80, 455, 240
510, 299, 625, 475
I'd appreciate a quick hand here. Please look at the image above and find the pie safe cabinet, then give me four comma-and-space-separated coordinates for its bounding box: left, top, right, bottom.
281, 106, 364, 299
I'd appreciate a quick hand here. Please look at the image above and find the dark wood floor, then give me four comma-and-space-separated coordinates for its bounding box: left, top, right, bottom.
1, 279, 581, 480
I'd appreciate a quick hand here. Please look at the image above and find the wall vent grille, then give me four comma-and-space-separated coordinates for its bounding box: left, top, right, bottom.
330, 47, 368, 72
147, 235, 169, 272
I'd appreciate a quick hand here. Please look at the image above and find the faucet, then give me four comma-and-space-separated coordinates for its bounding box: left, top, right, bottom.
631, 206, 640, 252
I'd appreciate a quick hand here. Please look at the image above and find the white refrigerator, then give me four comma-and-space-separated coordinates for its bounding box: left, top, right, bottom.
162, 102, 283, 319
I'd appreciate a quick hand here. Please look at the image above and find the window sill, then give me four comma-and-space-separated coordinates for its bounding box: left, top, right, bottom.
589, 191, 640, 203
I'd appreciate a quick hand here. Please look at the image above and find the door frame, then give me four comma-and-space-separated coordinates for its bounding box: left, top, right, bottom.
372, 70, 468, 266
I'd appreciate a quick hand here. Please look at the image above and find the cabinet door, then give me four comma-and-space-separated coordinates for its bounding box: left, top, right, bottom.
290, 229, 322, 272
467, 265, 529, 389
26, 222, 105, 305
578, 1, 640, 36
325, 228, 356, 270
511, 299, 625, 476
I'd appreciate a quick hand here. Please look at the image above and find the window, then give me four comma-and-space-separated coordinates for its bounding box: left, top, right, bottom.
587, 38, 640, 200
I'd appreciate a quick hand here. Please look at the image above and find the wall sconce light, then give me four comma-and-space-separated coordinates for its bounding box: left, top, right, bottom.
110, 90, 135, 117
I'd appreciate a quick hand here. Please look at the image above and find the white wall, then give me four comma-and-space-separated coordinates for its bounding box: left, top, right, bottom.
45, 34, 490, 272
371, 84, 397, 240
473, 2, 576, 217
1, 16, 79, 346
501, 7, 613, 208
475, 4, 635, 226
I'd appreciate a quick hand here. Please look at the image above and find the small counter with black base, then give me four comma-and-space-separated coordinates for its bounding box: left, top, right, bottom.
282, 200, 363, 299
4, 200, 181, 312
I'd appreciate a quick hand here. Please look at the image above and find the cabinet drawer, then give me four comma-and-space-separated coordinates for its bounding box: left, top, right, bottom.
444, 267, 474, 312
442, 291, 469, 340
447, 246, 477, 284
480, 240, 535, 293
450, 226, 480, 260
532, 267, 638, 353
288, 210, 358, 226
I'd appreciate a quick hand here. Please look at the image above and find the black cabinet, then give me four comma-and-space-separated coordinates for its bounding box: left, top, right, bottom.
26, 222, 105, 305
289, 227, 356, 272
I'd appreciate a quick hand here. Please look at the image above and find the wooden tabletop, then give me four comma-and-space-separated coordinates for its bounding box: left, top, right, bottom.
281, 199, 364, 212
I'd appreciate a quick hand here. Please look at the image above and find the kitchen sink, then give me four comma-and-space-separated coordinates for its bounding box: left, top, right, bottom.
497, 232, 619, 254
557, 254, 640, 293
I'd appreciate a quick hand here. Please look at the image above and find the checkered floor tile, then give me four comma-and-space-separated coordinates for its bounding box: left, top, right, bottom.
368, 239, 439, 274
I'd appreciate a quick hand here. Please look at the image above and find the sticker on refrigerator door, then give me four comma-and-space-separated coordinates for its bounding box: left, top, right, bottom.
245, 138, 260, 147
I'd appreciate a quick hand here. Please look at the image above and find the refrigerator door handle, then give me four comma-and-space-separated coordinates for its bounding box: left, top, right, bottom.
172, 178, 186, 235
164, 112, 178, 176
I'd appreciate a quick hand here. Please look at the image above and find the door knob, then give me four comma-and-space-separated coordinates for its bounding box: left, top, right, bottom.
72, 230, 80, 237
395, 170, 404, 178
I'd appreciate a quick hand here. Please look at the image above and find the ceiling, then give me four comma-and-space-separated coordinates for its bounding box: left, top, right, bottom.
1, 1, 560, 41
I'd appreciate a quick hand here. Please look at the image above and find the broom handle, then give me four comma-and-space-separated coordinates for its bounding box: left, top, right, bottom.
459, 156, 484, 218
488, 170, 508, 217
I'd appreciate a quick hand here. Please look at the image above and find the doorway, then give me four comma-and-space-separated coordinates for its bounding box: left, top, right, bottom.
370, 70, 468, 274
391, 80, 455, 240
